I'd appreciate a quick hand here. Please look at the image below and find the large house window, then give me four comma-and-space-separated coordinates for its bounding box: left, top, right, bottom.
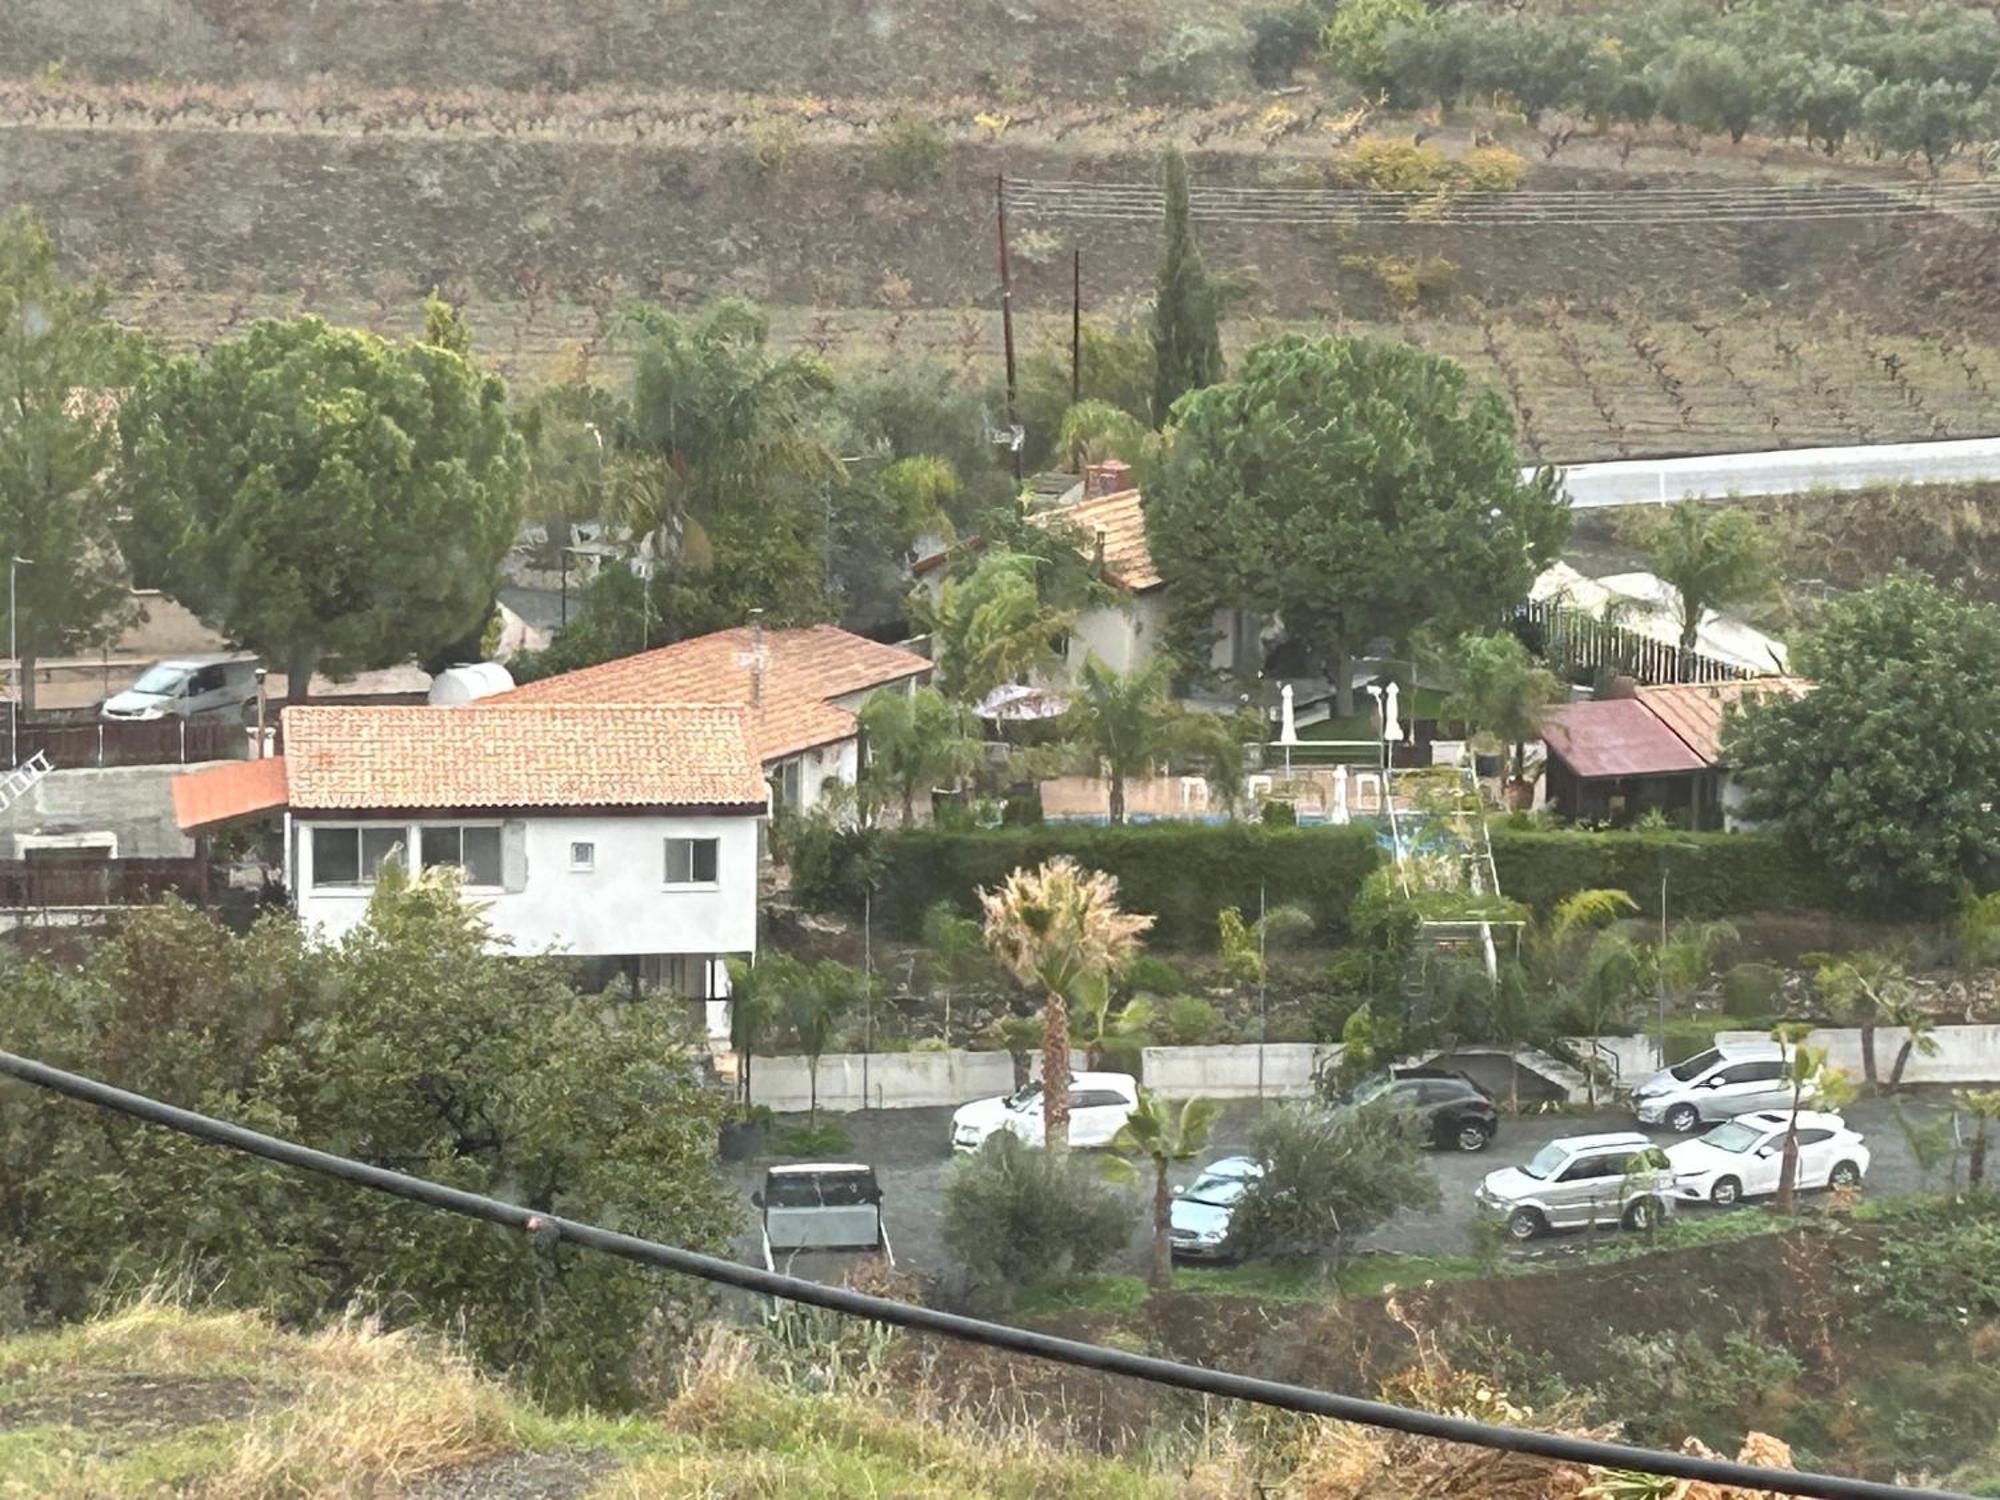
419, 825, 504, 887
664, 836, 719, 886
312, 826, 406, 888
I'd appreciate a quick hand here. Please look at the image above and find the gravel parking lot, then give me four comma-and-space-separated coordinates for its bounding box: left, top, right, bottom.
728, 1090, 1962, 1281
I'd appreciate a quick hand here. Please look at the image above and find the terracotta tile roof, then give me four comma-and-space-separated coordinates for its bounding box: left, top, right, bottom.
490, 624, 930, 762
1026, 489, 1163, 592
1637, 677, 1809, 766
1538, 698, 1708, 780
281, 704, 765, 811
173, 756, 291, 832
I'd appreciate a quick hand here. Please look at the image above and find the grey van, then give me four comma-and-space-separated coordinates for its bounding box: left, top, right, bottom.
101, 656, 259, 722
754, 1163, 892, 1265
1475, 1132, 1675, 1241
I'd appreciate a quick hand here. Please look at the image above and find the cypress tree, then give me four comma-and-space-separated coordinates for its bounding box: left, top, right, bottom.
1150, 147, 1225, 425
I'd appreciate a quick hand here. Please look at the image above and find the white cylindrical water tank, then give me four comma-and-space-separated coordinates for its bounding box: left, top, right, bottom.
427, 662, 516, 706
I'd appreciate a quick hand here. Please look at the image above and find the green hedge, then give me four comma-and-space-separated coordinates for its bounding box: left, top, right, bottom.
1488, 827, 1844, 919
876, 825, 1382, 949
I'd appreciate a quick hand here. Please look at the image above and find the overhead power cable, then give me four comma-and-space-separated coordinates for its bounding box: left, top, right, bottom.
0, 1047, 1972, 1500
1004, 176, 2000, 228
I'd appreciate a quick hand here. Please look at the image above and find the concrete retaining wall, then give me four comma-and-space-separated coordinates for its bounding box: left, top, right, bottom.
746, 1049, 1016, 1113
1138, 1043, 1333, 1099
1717, 1024, 2000, 1086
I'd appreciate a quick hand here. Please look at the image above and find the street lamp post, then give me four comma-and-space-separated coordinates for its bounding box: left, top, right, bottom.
9, 556, 31, 767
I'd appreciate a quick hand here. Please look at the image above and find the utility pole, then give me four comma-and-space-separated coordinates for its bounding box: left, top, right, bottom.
995, 176, 1022, 483
1070, 248, 1082, 404
8, 557, 30, 766
1257, 881, 1268, 1100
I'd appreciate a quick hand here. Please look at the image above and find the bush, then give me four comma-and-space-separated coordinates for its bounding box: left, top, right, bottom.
1128, 22, 1247, 103
1153, 993, 1228, 1045
1456, 146, 1529, 192
1121, 953, 1187, 996
871, 114, 948, 190
942, 1133, 1138, 1307
1720, 960, 1784, 1016
1489, 827, 1841, 920
1261, 799, 1298, 827
1230, 1100, 1438, 1266
872, 825, 1381, 948
1333, 135, 1454, 192
1248, 4, 1331, 87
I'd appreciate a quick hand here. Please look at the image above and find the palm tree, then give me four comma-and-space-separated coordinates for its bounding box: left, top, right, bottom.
724, 953, 802, 1109
1175, 708, 1263, 818
786, 959, 864, 1124
1070, 971, 1154, 1070
1811, 948, 1912, 1092
1057, 398, 1148, 472
921, 902, 988, 1047
1105, 1090, 1219, 1288
1062, 655, 1181, 824
1531, 888, 1646, 1106
915, 549, 1077, 704
979, 857, 1154, 1149
858, 686, 984, 828
1772, 1027, 1854, 1214
1956, 1089, 2000, 1190
1441, 630, 1563, 788
1655, 919, 1737, 1053
1623, 499, 1773, 659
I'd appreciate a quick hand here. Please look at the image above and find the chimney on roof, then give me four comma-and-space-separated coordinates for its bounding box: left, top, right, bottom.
1083, 458, 1131, 498
1092, 527, 1107, 575
748, 608, 765, 709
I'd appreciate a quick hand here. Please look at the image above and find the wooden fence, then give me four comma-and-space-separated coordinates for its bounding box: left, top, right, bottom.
0, 857, 209, 909
1517, 599, 1757, 686
0, 709, 246, 768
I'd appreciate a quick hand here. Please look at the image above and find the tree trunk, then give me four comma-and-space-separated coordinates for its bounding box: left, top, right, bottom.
1888, 1037, 1917, 1092
18, 649, 35, 720
1151, 1160, 1172, 1290
1776, 1119, 1800, 1214
1108, 773, 1126, 825
808, 1056, 819, 1126
1042, 987, 1071, 1150
1333, 644, 1355, 719
902, 785, 915, 828
742, 1046, 753, 1108
1859, 1024, 1878, 1091
1971, 1120, 1989, 1190
286, 647, 320, 709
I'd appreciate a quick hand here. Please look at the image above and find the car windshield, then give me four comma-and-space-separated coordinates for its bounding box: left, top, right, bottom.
130, 665, 187, 695
1348, 1073, 1394, 1104
1520, 1143, 1571, 1181
1700, 1122, 1763, 1154
1669, 1048, 1723, 1082
1184, 1171, 1253, 1205
1004, 1083, 1041, 1112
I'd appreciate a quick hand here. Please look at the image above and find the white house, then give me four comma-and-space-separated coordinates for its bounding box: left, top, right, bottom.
173, 702, 767, 1009
912, 465, 1259, 683
487, 623, 931, 817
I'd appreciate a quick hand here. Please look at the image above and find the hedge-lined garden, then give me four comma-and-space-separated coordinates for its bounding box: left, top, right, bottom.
871, 823, 1846, 946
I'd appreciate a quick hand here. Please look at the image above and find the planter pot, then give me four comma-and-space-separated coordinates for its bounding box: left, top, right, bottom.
1504, 779, 1536, 812
718, 1118, 767, 1162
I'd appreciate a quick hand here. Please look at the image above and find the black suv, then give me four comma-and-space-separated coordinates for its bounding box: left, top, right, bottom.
1344, 1067, 1499, 1152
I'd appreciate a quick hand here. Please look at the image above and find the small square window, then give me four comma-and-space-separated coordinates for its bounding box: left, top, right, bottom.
570, 841, 596, 872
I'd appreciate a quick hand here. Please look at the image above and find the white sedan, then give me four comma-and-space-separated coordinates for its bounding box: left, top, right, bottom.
948, 1071, 1139, 1152
1665, 1110, 1869, 1206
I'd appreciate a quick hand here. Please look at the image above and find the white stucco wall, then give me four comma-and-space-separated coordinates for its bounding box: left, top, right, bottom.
294, 811, 760, 958
746, 1049, 1018, 1112
1717, 1024, 2000, 1085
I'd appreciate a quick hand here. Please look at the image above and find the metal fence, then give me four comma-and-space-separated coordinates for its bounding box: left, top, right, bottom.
1517, 599, 1759, 686
0, 857, 209, 909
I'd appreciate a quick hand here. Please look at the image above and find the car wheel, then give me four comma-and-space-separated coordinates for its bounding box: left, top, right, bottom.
1666, 1103, 1701, 1134
1830, 1160, 1862, 1188
1623, 1196, 1663, 1232
1506, 1207, 1544, 1241
1711, 1176, 1742, 1207
1455, 1122, 1492, 1153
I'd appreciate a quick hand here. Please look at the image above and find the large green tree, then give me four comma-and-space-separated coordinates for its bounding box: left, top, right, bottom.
0, 880, 734, 1410
1622, 499, 1773, 658
117, 316, 523, 700
0, 211, 148, 715
1726, 573, 2000, 906
1061, 655, 1183, 824
1145, 334, 1568, 714
1440, 629, 1562, 784
858, 684, 983, 826
1150, 148, 1225, 425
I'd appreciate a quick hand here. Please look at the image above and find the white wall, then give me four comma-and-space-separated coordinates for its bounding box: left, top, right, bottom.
295, 811, 760, 958
1142, 1043, 1333, 1099
1717, 1024, 2000, 1085
747, 1049, 1017, 1112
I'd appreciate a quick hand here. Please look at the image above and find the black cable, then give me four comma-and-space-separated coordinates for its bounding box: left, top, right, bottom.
0, 1048, 1969, 1500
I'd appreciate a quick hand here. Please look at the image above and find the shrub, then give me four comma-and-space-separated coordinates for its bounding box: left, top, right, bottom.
1489, 827, 1841, 920
871, 114, 948, 191
1333, 135, 1453, 192
1248, 4, 1330, 87
1121, 953, 1187, 996
941, 1133, 1138, 1307
871, 825, 1381, 948
1360, 254, 1459, 307
1456, 146, 1529, 192
1153, 993, 1228, 1045
1720, 960, 1785, 1017
1262, 799, 1298, 826
774, 1122, 854, 1157
1230, 1100, 1438, 1267
1128, 22, 1246, 103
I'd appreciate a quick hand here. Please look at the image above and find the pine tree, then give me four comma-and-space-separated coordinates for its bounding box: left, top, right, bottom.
1149, 148, 1224, 424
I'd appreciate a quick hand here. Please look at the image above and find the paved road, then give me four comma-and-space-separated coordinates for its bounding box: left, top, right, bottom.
1545, 435, 2000, 509
729, 1092, 1961, 1282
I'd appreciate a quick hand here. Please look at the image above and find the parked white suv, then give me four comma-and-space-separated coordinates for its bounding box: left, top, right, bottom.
101, 656, 259, 722
1666, 1110, 1869, 1205
949, 1071, 1139, 1151
1475, 1132, 1675, 1240
1630, 1041, 1811, 1134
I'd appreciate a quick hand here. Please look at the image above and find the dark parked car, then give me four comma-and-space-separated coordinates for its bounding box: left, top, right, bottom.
1344, 1067, 1499, 1152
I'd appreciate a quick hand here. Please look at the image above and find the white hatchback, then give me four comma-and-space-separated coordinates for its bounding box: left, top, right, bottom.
1666, 1110, 1869, 1205
1631, 1041, 1813, 1134
949, 1071, 1139, 1151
